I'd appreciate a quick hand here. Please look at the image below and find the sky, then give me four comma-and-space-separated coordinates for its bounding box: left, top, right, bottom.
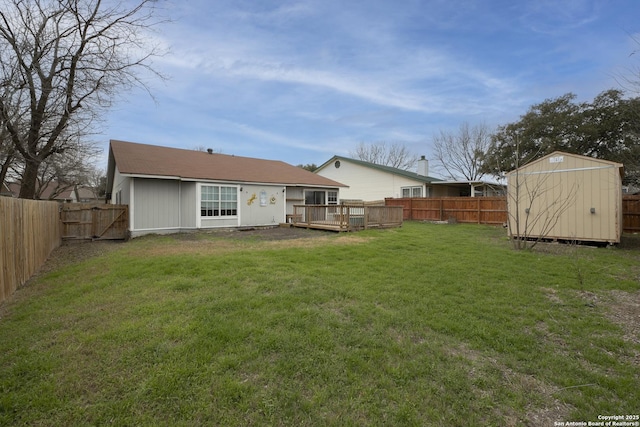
100, 0, 640, 174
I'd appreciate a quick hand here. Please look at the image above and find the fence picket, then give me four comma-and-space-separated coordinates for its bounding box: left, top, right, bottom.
1, 198, 61, 304
386, 196, 640, 232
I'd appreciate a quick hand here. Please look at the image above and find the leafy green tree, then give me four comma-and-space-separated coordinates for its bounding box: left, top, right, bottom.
297, 164, 318, 172
483, 90, 640, 186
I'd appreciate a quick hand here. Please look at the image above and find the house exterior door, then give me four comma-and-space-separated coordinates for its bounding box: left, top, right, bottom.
305, 191, 326, 221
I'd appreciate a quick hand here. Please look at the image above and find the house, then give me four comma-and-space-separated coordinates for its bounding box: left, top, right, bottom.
315, 155, 502, 201
0, 182, 11, 197
3, 182, 98, 202
106, 140, 346, 237
315, 155, 440, 201
507, 151, 624, 244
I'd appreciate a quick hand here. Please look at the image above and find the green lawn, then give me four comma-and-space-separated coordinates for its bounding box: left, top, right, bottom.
0, 222, 638, 426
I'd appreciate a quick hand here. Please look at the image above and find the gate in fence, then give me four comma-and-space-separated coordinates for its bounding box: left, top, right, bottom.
61, 204, 129, 241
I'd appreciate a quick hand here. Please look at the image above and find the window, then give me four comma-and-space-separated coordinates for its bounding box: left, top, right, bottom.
401, 186, 422, 198
328, 191, 338, 205
201, 185, 237, 217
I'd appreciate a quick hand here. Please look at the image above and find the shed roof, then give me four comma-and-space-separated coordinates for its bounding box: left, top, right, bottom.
108, 140, 346, 188
508, 151, 624, 176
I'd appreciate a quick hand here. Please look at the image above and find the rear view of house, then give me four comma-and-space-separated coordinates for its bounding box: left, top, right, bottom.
106, 140, 345, 237
507, 151, 624, 244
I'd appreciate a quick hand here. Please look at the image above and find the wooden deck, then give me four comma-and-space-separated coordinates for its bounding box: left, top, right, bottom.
289, 204, 403, 231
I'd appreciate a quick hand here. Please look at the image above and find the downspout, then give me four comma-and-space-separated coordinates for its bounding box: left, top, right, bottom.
129, 178, 135, 232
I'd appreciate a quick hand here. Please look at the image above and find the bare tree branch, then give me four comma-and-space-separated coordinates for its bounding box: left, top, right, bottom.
349, 141, 417, 170
0, 0, 168, 198
431, 122, 492, 181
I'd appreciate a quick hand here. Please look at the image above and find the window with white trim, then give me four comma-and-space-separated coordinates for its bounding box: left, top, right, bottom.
201, 185, 237, 217
328, 191, 338, 205
401, 186, 422, 197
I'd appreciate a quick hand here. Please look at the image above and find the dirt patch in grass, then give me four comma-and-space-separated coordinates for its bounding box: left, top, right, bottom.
141, 227, 371, 256
174, 225, 333, 241
601, 290, 640, 346
31, 240, 125, 277
447, 342, 573, 426
37, 227, 360, 270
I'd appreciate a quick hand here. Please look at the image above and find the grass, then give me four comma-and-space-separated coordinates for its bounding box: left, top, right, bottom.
0, 222, 638, 426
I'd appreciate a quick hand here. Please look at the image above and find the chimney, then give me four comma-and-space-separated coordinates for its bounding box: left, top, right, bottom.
207, 148, 213, 154
417, 155, 429, 176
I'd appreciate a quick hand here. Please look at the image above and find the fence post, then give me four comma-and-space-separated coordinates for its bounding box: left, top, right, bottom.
364, 206, 369, 229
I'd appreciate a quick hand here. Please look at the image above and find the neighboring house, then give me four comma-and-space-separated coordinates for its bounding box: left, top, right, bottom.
0, 182, 11, 197
315, 155, 440, 201
428, 180, 505, 197
106, 140, 346, 237
4, 182, 98, 202
315, 155, 503, 201
65, 186, 100, 203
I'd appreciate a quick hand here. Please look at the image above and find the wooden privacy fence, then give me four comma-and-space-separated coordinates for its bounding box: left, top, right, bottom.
61, 204, 129, 241
291, 204, 403, 231
386, 196, 640, 232
623, 196, 640, 233
386, 197, 507, 225
1, 197, 61, 304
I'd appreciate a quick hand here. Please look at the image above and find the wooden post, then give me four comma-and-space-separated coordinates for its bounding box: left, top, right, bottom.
409, 198, 413, 220
364, 206, 369, 229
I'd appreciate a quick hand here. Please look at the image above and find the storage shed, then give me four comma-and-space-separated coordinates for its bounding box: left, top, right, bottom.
507, 151, 624, 244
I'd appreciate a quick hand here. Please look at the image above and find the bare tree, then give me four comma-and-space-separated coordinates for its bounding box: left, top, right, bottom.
431, 122, 492, 181
502, 134, 577, 250
86, 165, 106, 199
0, 0, 166, 199
0, 122, 16, 187
34, 136, 101, 199
349, 141, 417, 170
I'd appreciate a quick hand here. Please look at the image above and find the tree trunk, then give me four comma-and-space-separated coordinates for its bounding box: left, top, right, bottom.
0, 154, 12, 189
19, 159, 40, 199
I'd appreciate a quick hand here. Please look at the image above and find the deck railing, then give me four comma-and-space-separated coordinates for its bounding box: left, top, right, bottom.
291, 204, 403, 231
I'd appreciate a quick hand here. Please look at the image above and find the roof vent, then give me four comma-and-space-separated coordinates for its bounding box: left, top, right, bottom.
207, 148, 213, 154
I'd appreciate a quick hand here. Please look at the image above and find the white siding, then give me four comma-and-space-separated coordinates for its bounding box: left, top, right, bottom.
239, 184, 286, 226
126, 178, 340, 237
317, 159, 424, 201
285, 187, 305, 215
111, 166, 130, 204
133, 178, 181, 232
180, 182, 197, 228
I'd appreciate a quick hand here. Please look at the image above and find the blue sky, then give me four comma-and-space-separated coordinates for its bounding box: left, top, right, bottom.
101, 0, 640, 171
